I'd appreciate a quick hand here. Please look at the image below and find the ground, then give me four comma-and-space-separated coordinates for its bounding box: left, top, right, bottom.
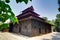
0, 32, 60, 40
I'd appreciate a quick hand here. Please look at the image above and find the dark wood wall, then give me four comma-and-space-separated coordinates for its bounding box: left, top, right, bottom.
31, 19, 52, 35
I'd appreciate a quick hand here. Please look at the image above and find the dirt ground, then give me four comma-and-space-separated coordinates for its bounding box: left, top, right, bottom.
0, 32, 60, 40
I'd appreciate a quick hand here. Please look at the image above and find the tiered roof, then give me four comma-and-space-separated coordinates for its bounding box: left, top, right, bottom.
17, 6, 53, 26
17, 6, 45, 21
17, 6, 40, 17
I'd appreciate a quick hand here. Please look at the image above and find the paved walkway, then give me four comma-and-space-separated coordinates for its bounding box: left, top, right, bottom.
0, 32, 60, 40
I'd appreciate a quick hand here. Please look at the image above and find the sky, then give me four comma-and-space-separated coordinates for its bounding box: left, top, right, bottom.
9, 0, 59, 20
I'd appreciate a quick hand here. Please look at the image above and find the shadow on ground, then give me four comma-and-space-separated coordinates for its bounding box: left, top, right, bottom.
52, 33, 60, 40
43, 32, 60, 40
42, 39, 50, 40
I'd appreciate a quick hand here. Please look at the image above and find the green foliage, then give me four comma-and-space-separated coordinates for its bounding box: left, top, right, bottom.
42, 17, 48, 21
0, 1, 17, 30
0, 24, 9, 31
56, 14, 60, 18
0, 0, 32, 31
47, 20, 54, 25
42, 17, 55, 25
5, 0, 32, 4
16, 0, 32, 4
0, 1, 16, 23
10, 16, 18, 24
24, 0, 28, 4
5, 0, 10, 3
55, 14, 60, 32
16, 0, 23, 3
30, 0, 32, 1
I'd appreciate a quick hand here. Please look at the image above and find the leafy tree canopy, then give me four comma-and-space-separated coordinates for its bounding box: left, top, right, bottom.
55, 14, 60, 32
0, 0, 32, 31
42, 17, 55, 25
5, 0, 32, 4
42, 17, 48, 21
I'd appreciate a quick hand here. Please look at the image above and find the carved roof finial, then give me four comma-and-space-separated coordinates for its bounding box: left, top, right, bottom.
22, 6, 34, 13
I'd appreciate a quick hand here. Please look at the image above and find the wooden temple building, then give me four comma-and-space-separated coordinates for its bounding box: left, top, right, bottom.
9, 6, 52, 36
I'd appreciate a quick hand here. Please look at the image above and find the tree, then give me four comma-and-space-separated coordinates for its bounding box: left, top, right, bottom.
42, 17, 48, 21
55, 14, 60, 32
42, 17, 55, 25
58, 0, 60, 11
5, 0, 32, 4
0, 0, 32, 31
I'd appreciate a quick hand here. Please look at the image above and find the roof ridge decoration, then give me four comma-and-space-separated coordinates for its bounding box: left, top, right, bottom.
22, 6, 34, 13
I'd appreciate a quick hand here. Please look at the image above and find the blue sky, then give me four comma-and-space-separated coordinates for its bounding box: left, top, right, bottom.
9, 0, 59, 20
